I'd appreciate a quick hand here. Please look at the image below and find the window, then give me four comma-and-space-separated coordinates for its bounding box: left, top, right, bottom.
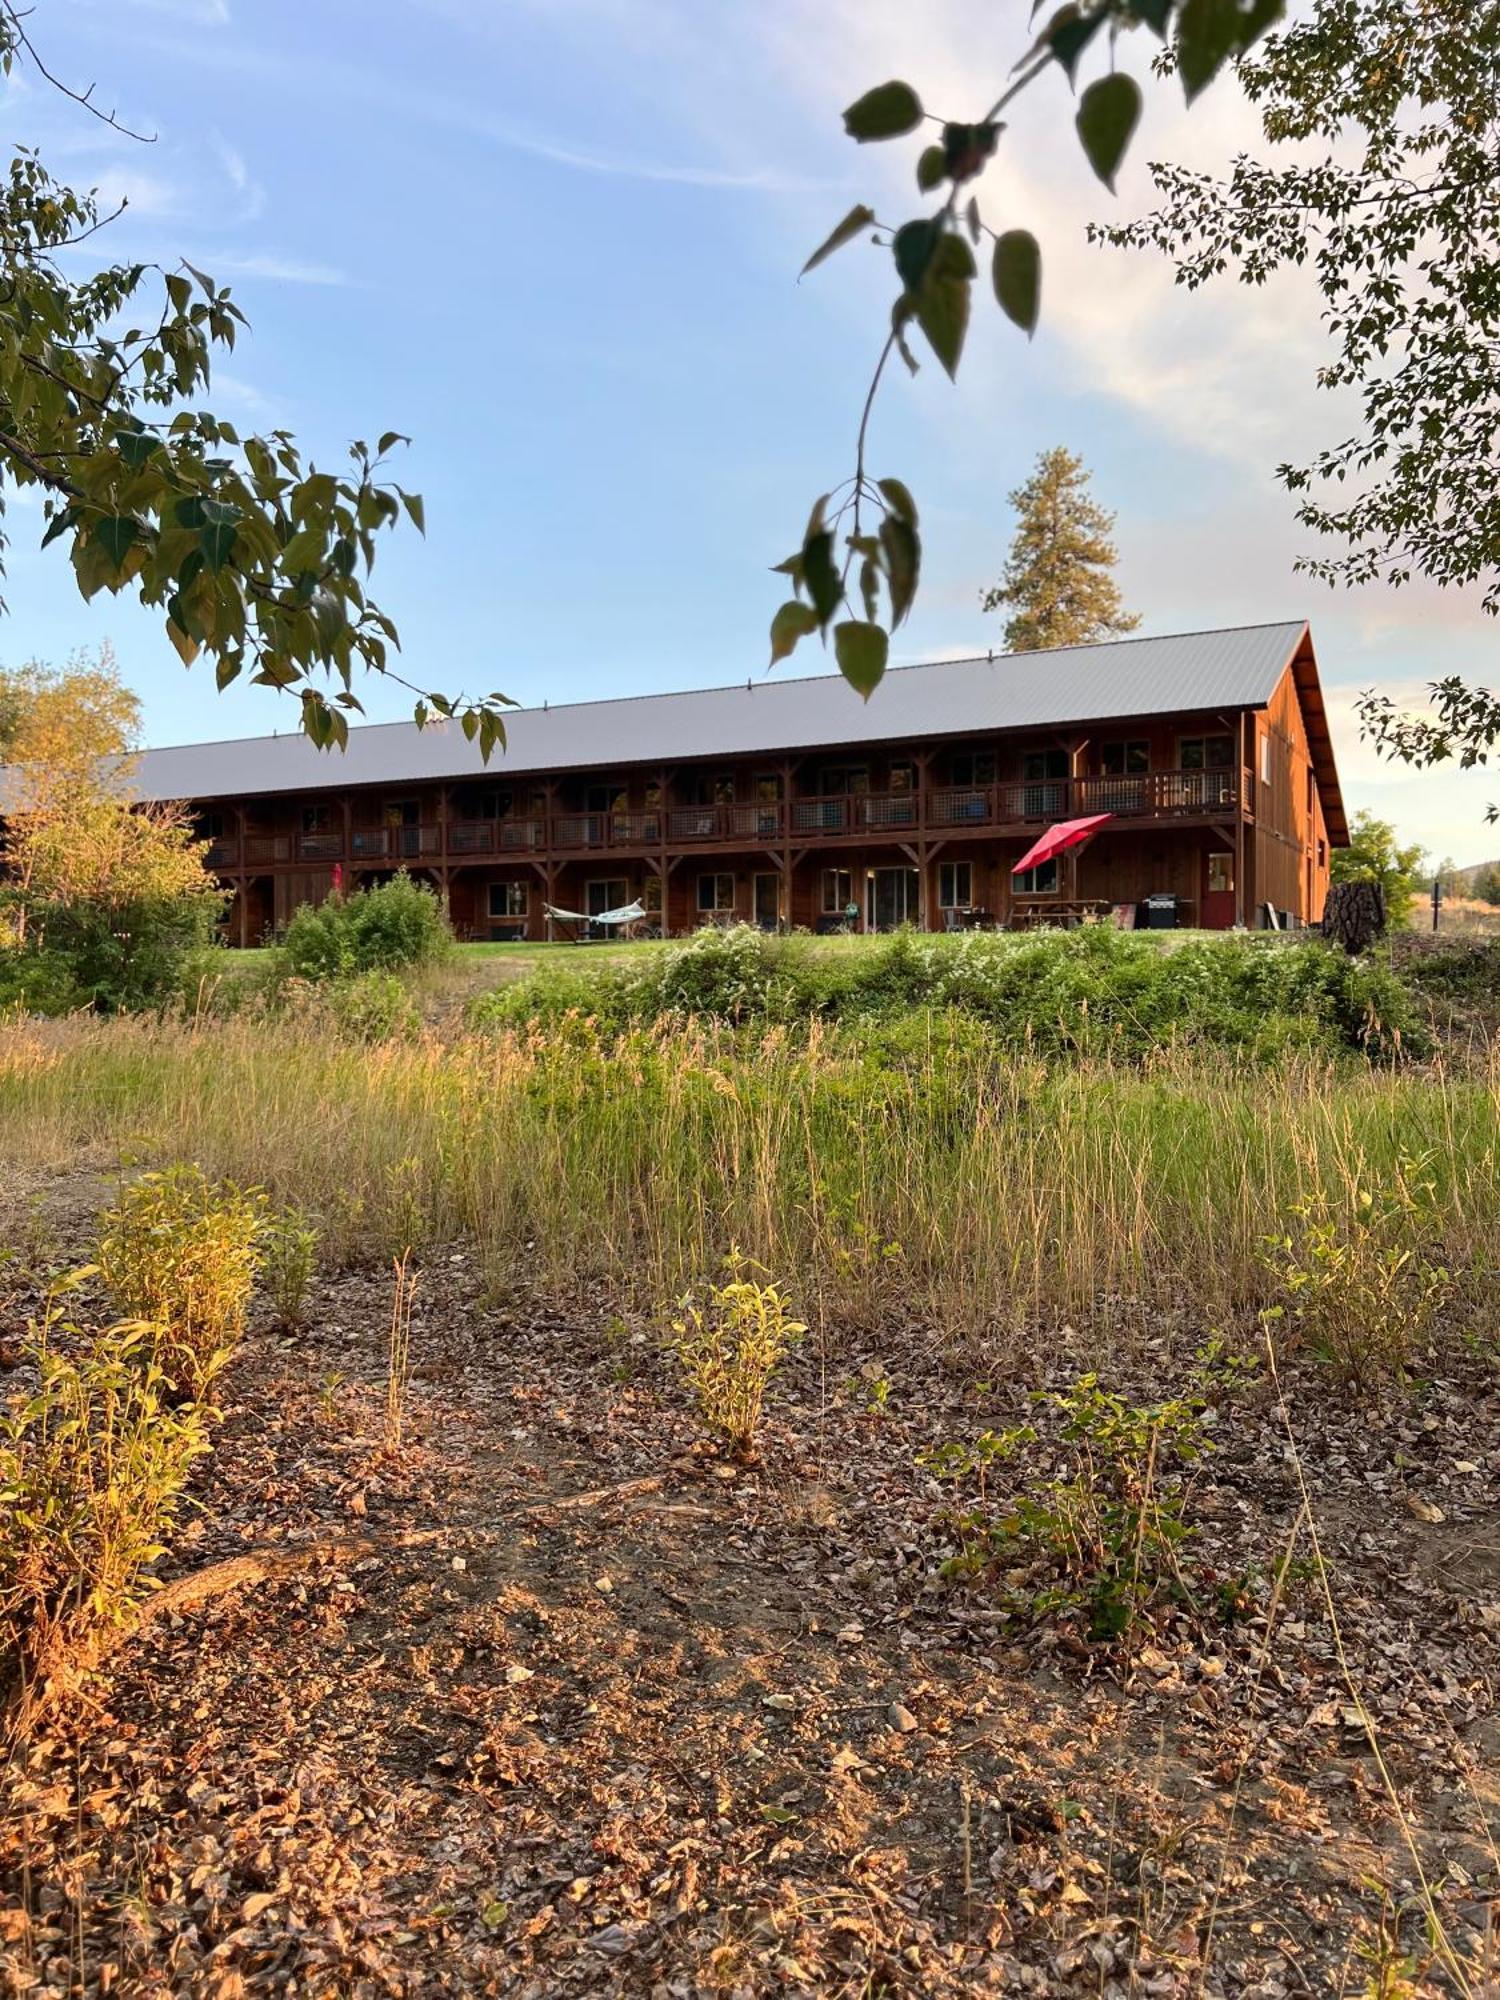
822, 868, 854, 914
1180, 736, 1234, 771
820, 766, 870, 796
1023, 749, 1069, 781
1014, 858, 1059, 896
938, 861, 973, 909
384, 799, 419, 827
949, 750, 996, 787
1260, 733, 1272, 785
694, 773, 736, 806
456, 787, 512, 821
1101, 741, 1150, 776
755, 773, 783, 801
697, 872, 735, 913
488, 881, 528, 919
1207, 853, 1234, 895
197, 809, 227, 841
302, 804, 331, 833
587, 879, 629, 918
888, 762, 916, 793
642, 874, 663, 914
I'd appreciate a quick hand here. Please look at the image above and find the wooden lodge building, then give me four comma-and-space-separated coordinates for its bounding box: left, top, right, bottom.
121, 620, 1348, 943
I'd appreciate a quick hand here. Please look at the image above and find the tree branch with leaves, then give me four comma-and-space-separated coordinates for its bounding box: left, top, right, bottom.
768, 0, 1284, 698
0, 9, 515, 758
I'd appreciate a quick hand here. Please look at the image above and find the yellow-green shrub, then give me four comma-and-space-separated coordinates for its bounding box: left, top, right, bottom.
0, 1276, 216, 1689
1262, 1152, 1453, 1385
96, 1166, 266, 1396
670, 1251, 805, 1456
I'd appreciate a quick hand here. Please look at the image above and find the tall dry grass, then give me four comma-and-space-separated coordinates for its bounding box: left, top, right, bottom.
1, 1011, 1495, 1347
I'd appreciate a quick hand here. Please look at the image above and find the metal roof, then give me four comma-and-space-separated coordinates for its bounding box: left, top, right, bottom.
112, 620, 1313, 805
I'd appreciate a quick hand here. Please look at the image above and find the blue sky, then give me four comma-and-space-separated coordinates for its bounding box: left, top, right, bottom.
4, 0, 1497, 861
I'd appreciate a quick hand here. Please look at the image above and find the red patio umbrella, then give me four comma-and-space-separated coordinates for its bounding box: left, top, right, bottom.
1011, 813, 1113, 876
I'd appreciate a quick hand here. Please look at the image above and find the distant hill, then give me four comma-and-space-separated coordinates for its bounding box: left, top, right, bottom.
1445, 859, 1500, 894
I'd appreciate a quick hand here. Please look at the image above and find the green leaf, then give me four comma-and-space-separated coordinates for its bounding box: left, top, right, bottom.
834, 619, 889, 700
114, 425, 160, 470
801, 203, 876, 276
877, 476, 918, 526
914, 232, 975, 379
916, 145, 947, 193
215, 651, 242, 691
893, 218, 941, 296
942, 121, 1000, 182
1075, 73, 1141, 191
399, 488, 426, 535
880, 515, 920, 628
164, 271, 192, 314
199, 521, 237, 572
842, 80, 923, 142
769, 598, 820, 665
92, 515, 138, 571
802, 529, 843, 627
1177, 0, 1281, 101
39, 504, 78, 551
992, 230, 1042, 336
1046, 7, 1107, 78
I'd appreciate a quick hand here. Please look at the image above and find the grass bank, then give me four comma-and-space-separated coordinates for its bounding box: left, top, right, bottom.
3, 1011, 1494, 1347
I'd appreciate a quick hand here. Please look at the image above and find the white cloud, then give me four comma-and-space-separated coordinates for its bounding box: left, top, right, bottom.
200, 251, 348, 286
210, 131, 264, 221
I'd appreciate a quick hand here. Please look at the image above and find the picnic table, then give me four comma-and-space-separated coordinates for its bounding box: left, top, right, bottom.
1006, 899, 1116, 930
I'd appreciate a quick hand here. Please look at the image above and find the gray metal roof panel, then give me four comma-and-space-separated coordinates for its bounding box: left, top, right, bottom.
48, 621, 1311, 804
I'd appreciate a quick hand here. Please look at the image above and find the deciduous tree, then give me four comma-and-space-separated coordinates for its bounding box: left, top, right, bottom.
1094, 0, 1498, 820
0, 7, 512, 755
1330, 809, 1427, 930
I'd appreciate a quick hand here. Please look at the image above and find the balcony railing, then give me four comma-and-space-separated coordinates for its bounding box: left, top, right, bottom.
204, 768, 1243, 874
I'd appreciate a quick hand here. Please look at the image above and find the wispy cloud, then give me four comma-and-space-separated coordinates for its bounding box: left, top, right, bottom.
210, 131, 264, 221
201, 251, 348, 286
465, 117, 837, 192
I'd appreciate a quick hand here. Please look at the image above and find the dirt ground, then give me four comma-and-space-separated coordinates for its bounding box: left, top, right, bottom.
2, 1168, 1498, 1998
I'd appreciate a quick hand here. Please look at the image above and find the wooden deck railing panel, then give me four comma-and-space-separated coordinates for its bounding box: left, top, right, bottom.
209, 768, 1244, 874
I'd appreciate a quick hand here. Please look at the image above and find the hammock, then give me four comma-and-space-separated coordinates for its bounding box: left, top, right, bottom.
544, 900, 646, 929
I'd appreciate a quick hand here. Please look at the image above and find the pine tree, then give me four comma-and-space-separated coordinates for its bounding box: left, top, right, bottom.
983, 447, 1140, 653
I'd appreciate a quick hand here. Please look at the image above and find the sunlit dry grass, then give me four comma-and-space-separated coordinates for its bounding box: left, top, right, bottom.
1, 1011, 1495, 1350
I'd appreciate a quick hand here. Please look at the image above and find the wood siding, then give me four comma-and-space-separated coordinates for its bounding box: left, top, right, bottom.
190, 682, 1342, 942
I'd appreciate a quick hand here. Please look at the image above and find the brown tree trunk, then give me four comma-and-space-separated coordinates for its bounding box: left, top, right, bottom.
1321, 879, 1386, 954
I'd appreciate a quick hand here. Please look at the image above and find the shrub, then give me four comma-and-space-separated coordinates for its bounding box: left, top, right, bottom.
39, 886, 226, 1015
262, 1207, 319, 1329
920, 1375, 1212, 1642
96, 1167, 266, 1397
280, 874, 452, 981
0, 1275, 216, 1690
477, 924, 1423, 1059
329, 967, 421, 1041
670, 1249, 806, 1456
1262, 1154, 1453, 1385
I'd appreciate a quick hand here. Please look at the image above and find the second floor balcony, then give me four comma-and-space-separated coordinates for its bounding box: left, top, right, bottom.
204, 764, 1248, 871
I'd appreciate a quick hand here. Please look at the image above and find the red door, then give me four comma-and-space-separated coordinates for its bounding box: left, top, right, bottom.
1202, 848, 1236, 929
